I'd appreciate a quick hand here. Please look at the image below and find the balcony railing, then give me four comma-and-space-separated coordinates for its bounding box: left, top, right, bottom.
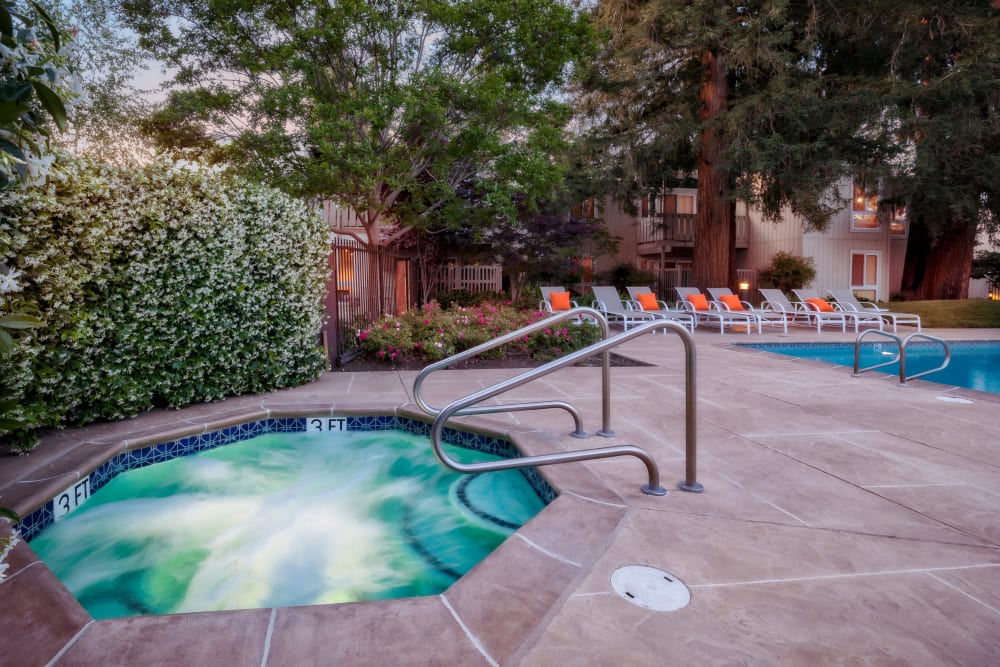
638, 214, 749, 246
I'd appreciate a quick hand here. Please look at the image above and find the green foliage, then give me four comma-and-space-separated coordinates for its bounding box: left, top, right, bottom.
119, 0, 594, 247
432, 289, 508, 311
597, 263, 656, 294
757, 252, 817, 294
44, 0, 154, 162
525, 320, 601, 362
0, 156, 330, 452
0, 0, 81, 185
577, 1, 877, 229
357, 301, 600, 365
972, 251, 1000, 283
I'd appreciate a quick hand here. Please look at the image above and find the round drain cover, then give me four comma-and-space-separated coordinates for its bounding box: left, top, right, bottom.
610, 565, 690, 611
936, 396, 973, 404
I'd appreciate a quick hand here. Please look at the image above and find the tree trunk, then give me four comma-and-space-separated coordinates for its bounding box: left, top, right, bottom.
899, 213, 930, 296
913, 218, 978, 300
693, 48, 732, 291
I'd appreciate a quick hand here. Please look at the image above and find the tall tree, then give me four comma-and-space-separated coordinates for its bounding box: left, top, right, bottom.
576, 1, 893, 290
118, 0, 592, 248
47, 0, 153, 161
877, 2, 1000, 299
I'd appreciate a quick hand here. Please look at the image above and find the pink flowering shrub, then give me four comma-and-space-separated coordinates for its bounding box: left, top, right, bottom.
357, 301, 600, 365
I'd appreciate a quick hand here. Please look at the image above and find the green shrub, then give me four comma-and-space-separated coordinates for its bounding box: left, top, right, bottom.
0, 157, 331, 452
525, 321, 602, 361
598, 262, 657, 293
433, 288, 509, 310
358, 301, 602, 365
757, 251, 817, 293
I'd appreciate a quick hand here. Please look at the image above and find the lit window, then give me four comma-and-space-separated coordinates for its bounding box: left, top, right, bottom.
851, 181, 880, 231
890, 206, 908, 236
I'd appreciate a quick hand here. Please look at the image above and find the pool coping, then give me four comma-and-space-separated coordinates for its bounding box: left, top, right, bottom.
0, 403, 629, 667
726, 339, 1000, 405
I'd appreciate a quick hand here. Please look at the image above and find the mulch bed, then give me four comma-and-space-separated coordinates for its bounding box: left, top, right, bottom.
335, 352, 652, 372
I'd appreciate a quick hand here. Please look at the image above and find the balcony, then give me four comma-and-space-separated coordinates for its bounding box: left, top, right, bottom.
637, 214, 749, 252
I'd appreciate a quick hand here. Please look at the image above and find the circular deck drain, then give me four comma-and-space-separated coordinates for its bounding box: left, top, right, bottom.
610, 565, 690, 612
936, 396, 973, 404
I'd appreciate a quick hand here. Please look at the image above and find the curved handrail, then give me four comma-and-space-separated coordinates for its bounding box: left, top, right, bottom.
429, 319, 703, 496
900, 333, 951, 385
853, 329, 902, 377
852, 330, 951, 386
413, 307, 614, 438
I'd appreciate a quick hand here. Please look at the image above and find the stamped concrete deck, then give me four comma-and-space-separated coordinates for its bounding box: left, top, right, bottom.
2, 326, 999, 666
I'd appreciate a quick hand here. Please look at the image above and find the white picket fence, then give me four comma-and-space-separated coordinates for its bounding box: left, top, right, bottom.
430, 264, 503, 294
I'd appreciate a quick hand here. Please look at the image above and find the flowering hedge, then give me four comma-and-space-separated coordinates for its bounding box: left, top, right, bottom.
358, 301, 602, 365
0, 156, 330, 452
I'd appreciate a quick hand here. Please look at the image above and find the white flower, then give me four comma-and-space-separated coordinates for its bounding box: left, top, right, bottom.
0, 533, 20, 581
0, 268, 22, 294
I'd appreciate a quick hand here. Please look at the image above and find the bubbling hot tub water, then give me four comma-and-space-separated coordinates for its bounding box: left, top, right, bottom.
29, 429, 546, 619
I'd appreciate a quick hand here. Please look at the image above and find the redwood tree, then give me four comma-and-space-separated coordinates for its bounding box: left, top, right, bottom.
882, 3, 1000, 299
575, 1, 886, 290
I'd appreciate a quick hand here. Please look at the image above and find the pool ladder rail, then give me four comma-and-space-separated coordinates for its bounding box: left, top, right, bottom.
852, 329, 951, 385
412, 307, 703, 496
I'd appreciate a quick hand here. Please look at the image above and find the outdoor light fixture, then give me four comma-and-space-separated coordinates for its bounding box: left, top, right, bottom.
738, 281, 750, 291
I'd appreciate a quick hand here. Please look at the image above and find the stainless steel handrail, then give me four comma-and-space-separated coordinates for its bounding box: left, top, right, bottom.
900, 332, 951, 385
428, 319, 703, 496
853, 329, 902, 377
413, 307, 614, 438
852, 330, 951, 386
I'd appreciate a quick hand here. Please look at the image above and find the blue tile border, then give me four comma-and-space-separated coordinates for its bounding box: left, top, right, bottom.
739, 340, 1000, 353
20, 415, 553, 542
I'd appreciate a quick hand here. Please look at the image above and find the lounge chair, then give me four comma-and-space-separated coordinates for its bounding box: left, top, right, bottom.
591, 286, 661, 331
827, 289, 921, 332
759, 289, 846, 333
625, 286, 696, 333
793, 289, 883, 333
674, 287, 756, 334
706, 287, 788, 334
539, 286, 578, 313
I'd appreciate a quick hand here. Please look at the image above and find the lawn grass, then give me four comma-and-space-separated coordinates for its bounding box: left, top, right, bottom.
881, 299, 1000, 328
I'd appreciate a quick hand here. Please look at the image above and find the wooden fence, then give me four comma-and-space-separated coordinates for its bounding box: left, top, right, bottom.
428, 264, 503, 295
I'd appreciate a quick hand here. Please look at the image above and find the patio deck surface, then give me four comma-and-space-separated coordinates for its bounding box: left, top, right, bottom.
2, 325, 999, 666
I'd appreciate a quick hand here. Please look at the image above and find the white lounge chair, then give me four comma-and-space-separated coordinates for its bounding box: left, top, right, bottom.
674, 287, 756, 334
706, 287, 788, 334
591, 286, 661, 331
759, 289, 846, 333
793, 289, 883, 333
625, 286, 696, 333
539, 286, 578, 313
827, 289, 921, 332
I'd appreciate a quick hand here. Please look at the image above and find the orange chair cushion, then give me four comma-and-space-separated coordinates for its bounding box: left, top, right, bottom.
806, 297, 835, 312
719, 294, 744, 311
686, 293, 710, 311
636, 293, 659, 310
550, 291, 571, 311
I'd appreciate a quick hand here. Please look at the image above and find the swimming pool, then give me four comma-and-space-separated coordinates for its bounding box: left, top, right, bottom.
23, 417, 552, 619
739, 340, 1000, 395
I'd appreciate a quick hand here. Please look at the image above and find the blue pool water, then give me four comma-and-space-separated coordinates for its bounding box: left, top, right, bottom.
29, 428, 546, 619
740, 341, 1000, 394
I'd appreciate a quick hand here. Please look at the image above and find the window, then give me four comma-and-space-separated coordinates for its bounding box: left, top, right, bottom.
850, 251, 879, 301
851, 181, 880, 231
336, 247, 354, 299
638, 193, 695, 218
661, 194, 695, 215
571, 197, 596, 218
890, 205, 908, 237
